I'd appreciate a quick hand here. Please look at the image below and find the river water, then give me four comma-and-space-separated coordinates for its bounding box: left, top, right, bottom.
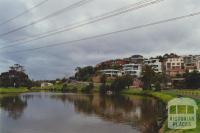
0, 93, 166, 133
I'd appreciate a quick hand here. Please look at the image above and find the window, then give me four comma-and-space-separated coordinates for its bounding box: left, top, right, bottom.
167, 63, 171, 68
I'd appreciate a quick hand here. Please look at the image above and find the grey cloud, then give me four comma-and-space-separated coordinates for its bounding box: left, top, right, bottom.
0, 0, 200, 79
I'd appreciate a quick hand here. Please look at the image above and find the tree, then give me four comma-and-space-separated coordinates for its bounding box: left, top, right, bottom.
110, 77, 126, 93
123, 75, 134, 89
0, 64, 31, 88
141, 65, 156, 90
10, 64, 25, 72
110, 75, 133, 93
75, 66, 95, 81
141, 65, 167, 91
61, 84, 68, 92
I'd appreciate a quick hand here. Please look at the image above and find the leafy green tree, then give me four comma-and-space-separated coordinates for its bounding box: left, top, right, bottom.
141, 65, 167, 91
123, 75, 134, 89
110, 75, 133, 93
75, 66, 95, 81
141, 65, 156, 90
110, 78, 126, 93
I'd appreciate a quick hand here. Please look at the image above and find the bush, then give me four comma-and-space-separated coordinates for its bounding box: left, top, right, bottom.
71, 87, 78, 93
61, 84, 68, 92
81, 83, 94, 93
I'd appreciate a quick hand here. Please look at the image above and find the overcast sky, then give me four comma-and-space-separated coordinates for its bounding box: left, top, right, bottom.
0, 0, 200, 80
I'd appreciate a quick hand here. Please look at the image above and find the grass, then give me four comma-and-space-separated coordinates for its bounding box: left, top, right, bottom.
122, 88, 175, 102
0, 87, 29, 94
122, 88, 200, 133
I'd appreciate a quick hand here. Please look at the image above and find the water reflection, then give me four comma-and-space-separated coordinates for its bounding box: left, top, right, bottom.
51, 94, 166, 133
0, 93, 166, 133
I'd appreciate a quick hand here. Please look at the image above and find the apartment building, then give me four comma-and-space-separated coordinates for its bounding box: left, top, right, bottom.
125, 55, 144, 64
122, 64, 142, 77
182, 55, 200, 72
144, 58, 162, 73
100, 69, 120, 77
165, 57, 185, 77
196, 61, 200, 72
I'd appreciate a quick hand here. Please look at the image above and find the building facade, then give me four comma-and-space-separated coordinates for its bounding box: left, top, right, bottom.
100, 69, 120, 77
122, 64, 142, 77
125, 55, 144, 64
144, 58, 162, 73
165, 57, 185, 77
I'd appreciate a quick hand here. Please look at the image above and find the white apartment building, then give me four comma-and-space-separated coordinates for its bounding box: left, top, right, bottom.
100, 69, 120, 77
144, 58, 162, 73
122, 64, 142, 77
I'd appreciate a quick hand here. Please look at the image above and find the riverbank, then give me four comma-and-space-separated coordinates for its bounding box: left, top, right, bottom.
30, 82, 101, 92
122, 89, 176, 102
122, 89, 200, 133
0, 87, 29, 94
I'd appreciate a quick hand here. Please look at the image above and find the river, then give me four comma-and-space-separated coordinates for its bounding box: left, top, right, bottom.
0, 93, 166, 133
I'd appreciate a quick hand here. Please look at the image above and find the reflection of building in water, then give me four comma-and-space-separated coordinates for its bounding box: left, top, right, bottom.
52, 94, 166, 133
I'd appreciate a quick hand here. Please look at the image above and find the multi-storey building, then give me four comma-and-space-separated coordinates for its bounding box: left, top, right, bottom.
165, 57, 185, 77
182, 55, 200, 72
144, 58, 162, 73
122, 64, 142, 77
124, 55, 144, 64
196, 60, 200, 71
183, 55, 197, 71
100, 69, 120, 77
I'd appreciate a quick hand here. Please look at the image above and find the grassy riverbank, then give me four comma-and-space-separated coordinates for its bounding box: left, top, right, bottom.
31, 82, 101, 92
0, 87, 29, 94
122, 89, 200, 133
122, 89, 176, 102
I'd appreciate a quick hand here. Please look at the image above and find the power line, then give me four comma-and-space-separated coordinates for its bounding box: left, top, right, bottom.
0, 0, 93, 37
5, 11, 200, 54
0, 0, 154, 47
0, 0, 163, 49
0, 0, 49, 26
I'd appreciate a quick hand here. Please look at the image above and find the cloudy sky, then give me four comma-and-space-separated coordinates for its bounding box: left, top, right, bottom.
0, 0, 200, 80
